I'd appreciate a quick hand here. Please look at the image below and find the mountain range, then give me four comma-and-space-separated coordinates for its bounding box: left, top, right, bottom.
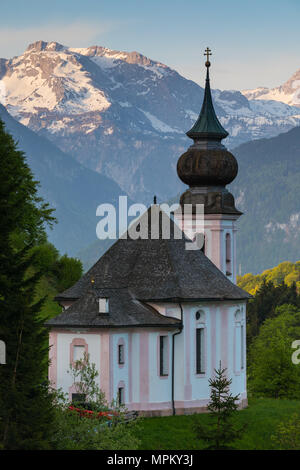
77, 126, 300, 275
1, 40, 300, 203
0, 102, 129, 256
242, 69, 300, 106
0, 40, 299, 274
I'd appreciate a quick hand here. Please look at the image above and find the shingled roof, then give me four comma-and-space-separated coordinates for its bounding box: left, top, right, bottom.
53, 205, 250, 309
46, 288, 181, 328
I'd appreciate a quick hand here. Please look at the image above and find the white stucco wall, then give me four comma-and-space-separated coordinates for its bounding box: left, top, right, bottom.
51, 299, 247, 412
56, 332, 100, 398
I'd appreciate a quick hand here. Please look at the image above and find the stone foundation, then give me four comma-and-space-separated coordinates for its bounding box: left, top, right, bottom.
137, 398, 248, 417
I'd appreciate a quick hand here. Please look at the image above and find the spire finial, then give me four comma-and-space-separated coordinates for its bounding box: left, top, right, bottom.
186, 47, 228, 142
153, 195, 157, 205
204, 47, 212, 67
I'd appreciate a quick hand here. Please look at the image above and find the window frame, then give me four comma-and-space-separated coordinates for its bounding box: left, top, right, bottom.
118, 343, 124, 365
196, 327, 205, 375
118, 387, 124, 405
159, 335, 168, 377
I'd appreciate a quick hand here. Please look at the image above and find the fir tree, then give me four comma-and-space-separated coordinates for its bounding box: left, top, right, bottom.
193, 364, 246, 449
0, 119, 56, 449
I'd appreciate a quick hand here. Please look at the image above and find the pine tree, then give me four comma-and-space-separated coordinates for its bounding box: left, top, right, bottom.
193, 364, 246, 449
0, 119, 56, 449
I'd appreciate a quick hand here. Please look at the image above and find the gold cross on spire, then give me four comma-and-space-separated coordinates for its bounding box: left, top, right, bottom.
204, 47, 212, 67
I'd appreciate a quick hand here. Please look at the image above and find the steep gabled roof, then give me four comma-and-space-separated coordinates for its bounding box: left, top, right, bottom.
55, 205, 250, 304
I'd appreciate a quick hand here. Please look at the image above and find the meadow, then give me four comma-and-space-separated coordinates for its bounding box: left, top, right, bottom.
139, 398, 300, 450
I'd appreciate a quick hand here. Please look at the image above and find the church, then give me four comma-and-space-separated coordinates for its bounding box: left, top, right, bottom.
46, 50, 251, 416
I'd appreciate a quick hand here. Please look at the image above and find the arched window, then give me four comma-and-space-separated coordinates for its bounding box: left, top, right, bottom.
226, 233, 232, 276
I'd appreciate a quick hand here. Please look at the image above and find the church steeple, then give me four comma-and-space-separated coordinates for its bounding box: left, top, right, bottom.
187, 48, 228, 142
176, 48, 240, 210
175, 48, 242, 282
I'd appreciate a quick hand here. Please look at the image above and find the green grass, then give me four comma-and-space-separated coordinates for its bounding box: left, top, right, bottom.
138, 398, 300, 450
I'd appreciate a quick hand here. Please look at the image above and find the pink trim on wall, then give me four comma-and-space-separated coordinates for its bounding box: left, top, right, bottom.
184, 309, 192, 400
210, 306, 217, 376
126, 400, 172, 412
129, 333, 133, 403
109, 334, 113, 403
233, 308, 246, 376
68, 382, 80, 401
156, 333, 170, 378
233, 228, 238, 282
49, 332, 57, 388
233, 317, 237, 375
139, 332, 149, 403
221, 306, 229, 371
100, 332, 110, 402
69, 337, 88, 367
210, 224, 223, 272
174, 399, 209, 409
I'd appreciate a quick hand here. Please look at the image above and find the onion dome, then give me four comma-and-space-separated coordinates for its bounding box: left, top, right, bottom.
177, 48, 241, 215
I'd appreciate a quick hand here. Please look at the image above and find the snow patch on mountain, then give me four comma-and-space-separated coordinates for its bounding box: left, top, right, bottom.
2, 46, 111, 119
1, 40, 300, 202
140, 110, 182, 134
243, 69, 300, 107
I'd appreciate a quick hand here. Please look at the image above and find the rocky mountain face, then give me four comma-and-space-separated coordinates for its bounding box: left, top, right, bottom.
0, 103, 129, 256
1, 40, 300, 203
243, 69, 300, 106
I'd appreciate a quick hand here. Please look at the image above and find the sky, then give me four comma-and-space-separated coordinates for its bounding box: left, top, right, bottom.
1, 0, 299, 90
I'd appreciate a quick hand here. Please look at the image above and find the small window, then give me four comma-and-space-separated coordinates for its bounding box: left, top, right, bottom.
225, 233, 232, 276
241, 324, 244, 370
118, 344, 124, 365
195, 310, 205, 322
118, 387, 124, 405
159, 336, 168, 376
98, 298, 109, 313
234, 310, 244, 372
72, 393, 86, 405
196, 328, 205, 374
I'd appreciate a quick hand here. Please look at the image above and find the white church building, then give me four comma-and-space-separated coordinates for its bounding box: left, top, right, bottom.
46, 54, 251, 416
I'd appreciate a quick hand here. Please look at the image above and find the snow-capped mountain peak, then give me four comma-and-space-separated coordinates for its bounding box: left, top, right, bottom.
0, 41, 299, 202
242, 69, 300, 107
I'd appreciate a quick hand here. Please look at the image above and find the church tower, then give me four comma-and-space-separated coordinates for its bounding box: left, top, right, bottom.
176, 48, 241, 283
